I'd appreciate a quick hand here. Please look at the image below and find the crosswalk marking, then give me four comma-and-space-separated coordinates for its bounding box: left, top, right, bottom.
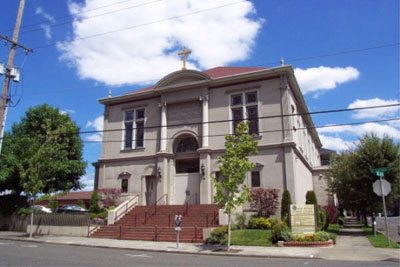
124, 254, 152, 258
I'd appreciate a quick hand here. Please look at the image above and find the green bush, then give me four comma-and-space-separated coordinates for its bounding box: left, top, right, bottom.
293, 231, 331, 242
281, 190, 292, 224
318, 210, 326, 231
269, 217, 280, 228
323, 209, 330, 230
280, 229, 293, 241
206, 226, 228, 245
255, 217, 271, 229
248, 216, 258, 229
305, 191, 319, 206
48, 197, 58, 212
89, 191, 101, 214
235, 213, 247, 229
338, 216, 344, 226
271, 222, 290, 243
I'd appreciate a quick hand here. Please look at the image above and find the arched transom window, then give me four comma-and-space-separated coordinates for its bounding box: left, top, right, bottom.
175, 137, 198, 153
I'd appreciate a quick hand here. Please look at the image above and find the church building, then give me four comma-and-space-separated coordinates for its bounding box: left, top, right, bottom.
93, 53, 332, 214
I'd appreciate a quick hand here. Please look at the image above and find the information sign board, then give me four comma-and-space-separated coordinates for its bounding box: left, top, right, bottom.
289, 204, 316, 235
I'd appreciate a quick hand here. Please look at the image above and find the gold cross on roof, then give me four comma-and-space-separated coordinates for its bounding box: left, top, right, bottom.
178, 46, 192, 70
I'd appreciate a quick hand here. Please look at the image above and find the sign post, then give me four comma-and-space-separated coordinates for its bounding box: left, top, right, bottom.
371, 167, 391, 246
175, 214, 182, 248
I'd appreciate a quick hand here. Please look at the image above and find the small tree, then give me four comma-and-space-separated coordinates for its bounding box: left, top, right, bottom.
281, 190, 292, 224
48, 196, 58, 211
212, 121, 258, 251
250, 188, 279, 218
98, 188, 122, 208
305, 190, 324, 231
77, 200, 84, 208
89, 191, 101, 214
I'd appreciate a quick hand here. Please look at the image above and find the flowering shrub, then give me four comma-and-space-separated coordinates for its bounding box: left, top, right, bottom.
248, 217, 272, 229
292, 231, 330, 242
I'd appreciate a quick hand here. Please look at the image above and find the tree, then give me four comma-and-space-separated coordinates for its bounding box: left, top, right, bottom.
281, 190, 292, 224
327, 134, 400, 224
89, 191, 101, 214
0, 104, 86, 196
250, 188, 279, 218
98, 188, 122, 208
305, 190, 324, 231
212, 121, 258, 251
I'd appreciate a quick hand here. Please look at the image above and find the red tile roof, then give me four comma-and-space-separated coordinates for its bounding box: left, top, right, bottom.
203, 66, 267, 79
123, 66, 268, 97
55, 191, 93, 200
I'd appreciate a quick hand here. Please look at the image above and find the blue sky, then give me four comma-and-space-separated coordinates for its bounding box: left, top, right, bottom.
1, 0, 399, 191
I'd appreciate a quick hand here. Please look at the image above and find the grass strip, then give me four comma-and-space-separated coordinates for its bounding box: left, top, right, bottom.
230, 229, 273, 247
362, 226, 399, 248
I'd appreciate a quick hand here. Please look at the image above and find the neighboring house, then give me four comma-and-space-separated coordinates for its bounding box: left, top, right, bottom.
93, 65, 333, 216
39, 191, 93, 209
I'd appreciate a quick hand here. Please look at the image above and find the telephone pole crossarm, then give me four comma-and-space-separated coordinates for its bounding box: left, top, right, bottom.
0, 34, 33, 54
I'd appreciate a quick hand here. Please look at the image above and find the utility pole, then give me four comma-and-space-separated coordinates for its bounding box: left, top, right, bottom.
0, 0, 32, 153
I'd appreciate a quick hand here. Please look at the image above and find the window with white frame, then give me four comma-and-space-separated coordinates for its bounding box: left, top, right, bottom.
230, 91, 259, 135
124, 108, 145, 149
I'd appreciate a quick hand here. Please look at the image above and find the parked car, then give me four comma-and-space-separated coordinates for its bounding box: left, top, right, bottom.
56, 205, 87, 214
31, 205, 52, 213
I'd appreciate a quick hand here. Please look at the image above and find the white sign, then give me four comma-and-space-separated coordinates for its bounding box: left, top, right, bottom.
373, 179, 391, 197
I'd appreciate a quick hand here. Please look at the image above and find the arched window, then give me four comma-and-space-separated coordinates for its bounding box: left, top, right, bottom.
175, 137, 198, 153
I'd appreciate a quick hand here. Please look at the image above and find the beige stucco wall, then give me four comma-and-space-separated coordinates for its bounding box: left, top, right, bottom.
293, 151, 314, 204
312, 167, 333, 207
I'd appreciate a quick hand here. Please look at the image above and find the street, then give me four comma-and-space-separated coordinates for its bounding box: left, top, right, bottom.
375, 216, 400, 243
0, 240, 397, 266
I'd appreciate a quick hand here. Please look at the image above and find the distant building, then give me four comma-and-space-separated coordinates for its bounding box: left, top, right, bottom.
93, 65, 334, 215
39, 191, 92, 209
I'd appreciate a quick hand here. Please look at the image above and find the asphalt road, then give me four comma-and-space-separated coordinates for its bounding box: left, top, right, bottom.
375, 216, 400, 243
0, 240, 397, 267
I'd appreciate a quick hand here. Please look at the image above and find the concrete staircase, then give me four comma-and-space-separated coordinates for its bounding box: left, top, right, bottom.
90, 204, 220, 243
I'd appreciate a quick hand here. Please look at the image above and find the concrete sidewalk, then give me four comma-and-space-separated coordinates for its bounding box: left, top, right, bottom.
0, 230, 398, 262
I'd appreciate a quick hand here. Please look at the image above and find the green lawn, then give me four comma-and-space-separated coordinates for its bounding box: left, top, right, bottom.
362, 227, 399, 248
230, 229, 273, 246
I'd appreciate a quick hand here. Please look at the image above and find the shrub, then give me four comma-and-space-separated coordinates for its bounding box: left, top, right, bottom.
98, 188, 122, 208
280, 229, 293, 241
77, 200, 84, 208
268, 217, 280, 228
305, 191, 319, 206
89, 191, 101, 214
338, 216, 344, 226
255, 217, 271, 229
280, 190, 292, 224
250, 188, 280, 218
293, 231, 331, 242
248, 216, 258, 229
235, 213, 247, 229
318, 210, 326, 231
271, 222, 290, 243
322, 209, 330, 230
206, 226, 228, 245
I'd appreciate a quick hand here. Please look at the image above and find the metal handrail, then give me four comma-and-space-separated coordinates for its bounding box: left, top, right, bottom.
155, 193, 168, 214
184, 192, 198, 215
113, 194, 139, 222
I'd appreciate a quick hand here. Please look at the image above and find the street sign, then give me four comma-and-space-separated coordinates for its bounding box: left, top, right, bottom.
373, 179, 391, 197
371, 167, 390, 177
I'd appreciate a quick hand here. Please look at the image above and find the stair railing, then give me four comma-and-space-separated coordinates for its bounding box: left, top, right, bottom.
108, 194, 139, 225
154, 193, 168, 215
184, 192, 198, 215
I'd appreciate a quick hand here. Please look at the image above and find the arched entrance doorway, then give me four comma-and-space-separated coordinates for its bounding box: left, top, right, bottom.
173, 135, 200, 205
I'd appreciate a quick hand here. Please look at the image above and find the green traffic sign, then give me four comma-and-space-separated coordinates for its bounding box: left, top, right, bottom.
370, 167, 390, 175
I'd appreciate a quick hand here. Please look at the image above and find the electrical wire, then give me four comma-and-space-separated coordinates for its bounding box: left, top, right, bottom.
0, 104, 399, 140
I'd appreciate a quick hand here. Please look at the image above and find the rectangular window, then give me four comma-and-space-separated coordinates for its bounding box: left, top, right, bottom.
124, 108, 145, 149
121, 179, 128, 193
230, 91, 259, 135
251, 171, 260, 187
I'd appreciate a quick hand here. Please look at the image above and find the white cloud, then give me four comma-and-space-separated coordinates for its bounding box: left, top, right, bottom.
36, 6, 56, 40
79, 175, 94, 191
86, 115, 104, 143
294, 66, 360, 95
348, 98, 400, 119
319, 134, 357, 151
60, 109, 76, 115
57, 0, 264, 86
318, 122, 400, 139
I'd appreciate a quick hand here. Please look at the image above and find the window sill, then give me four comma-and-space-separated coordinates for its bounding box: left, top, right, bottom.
252, 135, 262, 140
121, 147, 145, 153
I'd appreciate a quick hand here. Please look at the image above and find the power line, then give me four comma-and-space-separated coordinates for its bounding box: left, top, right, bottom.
16, 0, 164, 36
1, 0, 143, 33
30, 0, 248, 51
1, 104, 399, 140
